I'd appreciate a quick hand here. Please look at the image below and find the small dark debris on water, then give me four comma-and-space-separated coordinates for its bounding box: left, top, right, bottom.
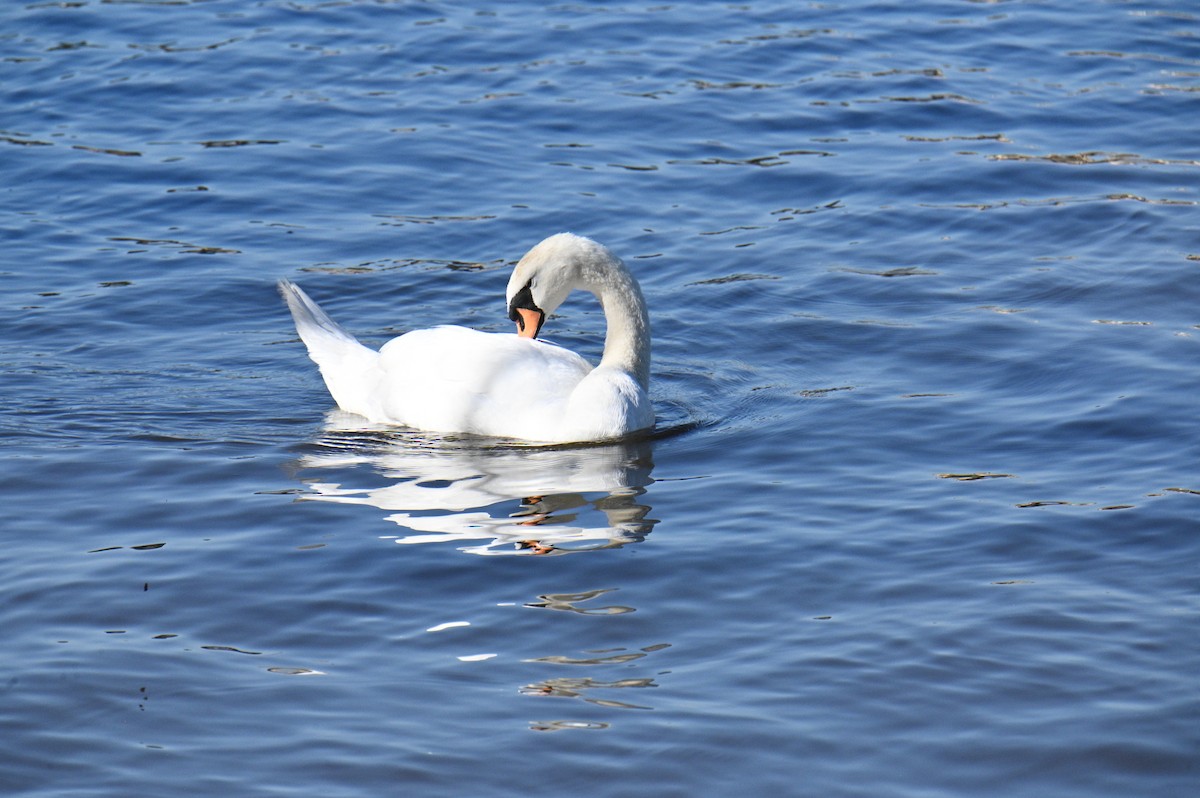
688, 273, 780, 286
88, 542, 165, 553
799, 385, 854, 398
937, 472, 1014, 481
202, 645, 262, 656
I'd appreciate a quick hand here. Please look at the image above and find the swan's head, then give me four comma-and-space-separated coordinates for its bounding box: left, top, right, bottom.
506, 233, 611, 339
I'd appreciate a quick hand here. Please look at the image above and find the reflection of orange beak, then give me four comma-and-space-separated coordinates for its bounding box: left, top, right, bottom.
515, 307, 542, 339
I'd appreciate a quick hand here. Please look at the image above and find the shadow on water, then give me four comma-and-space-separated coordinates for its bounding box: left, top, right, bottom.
284, 410, 693, 556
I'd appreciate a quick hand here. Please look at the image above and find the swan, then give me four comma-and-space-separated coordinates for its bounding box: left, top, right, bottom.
279, 233, 653, 443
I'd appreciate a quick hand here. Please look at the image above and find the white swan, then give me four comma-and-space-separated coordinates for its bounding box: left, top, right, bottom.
279, 233, 653, 443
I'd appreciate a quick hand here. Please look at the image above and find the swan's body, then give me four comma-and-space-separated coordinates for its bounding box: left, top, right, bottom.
280, 233, 653, 443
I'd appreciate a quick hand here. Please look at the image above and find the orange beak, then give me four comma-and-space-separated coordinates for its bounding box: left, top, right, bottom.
515, 307, 543, 339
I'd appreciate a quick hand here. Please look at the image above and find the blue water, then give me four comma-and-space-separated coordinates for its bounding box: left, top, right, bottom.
3, 1, 1198, 795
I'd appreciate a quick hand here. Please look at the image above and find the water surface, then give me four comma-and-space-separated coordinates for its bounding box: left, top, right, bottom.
2, 1, 1198, 796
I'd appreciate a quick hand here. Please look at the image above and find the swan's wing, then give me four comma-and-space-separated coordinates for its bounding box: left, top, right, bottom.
377, 326, 592, 438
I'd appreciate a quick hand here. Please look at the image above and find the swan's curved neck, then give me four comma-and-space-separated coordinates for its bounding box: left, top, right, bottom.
592, 265, 651, 389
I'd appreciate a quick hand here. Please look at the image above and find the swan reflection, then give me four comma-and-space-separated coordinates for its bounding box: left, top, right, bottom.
292, 411, 658, 555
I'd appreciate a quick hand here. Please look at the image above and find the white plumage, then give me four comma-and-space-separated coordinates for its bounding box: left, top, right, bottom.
280, 233, 653, 443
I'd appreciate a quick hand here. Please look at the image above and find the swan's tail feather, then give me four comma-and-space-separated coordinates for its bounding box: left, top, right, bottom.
279, 278, 358, 352
278, 279, 383, 419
